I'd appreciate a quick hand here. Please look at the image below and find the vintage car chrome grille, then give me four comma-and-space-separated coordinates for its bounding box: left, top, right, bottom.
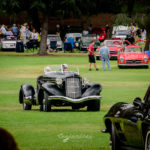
126, 60, 142, 64
110, 51, 117, 54
66, 77, 81, 99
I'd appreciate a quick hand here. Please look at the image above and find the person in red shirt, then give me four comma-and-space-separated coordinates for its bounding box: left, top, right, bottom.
88, 40, 99, 71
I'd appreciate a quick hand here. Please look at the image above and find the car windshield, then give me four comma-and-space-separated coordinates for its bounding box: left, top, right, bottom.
124, 47, 142, 52
104, 40, 123, 47
116, 30, 128, 35
47, 36, 60, 41
44, 65, 79, 75
65, 33, 82, 38
82, 34, 98, 42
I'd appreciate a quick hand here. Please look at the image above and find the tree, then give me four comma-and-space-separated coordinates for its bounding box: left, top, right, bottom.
30, 0, 98, 55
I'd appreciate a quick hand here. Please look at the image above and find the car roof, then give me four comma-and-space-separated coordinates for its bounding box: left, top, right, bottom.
65, 33, 82, 38
47, 34, 60, 37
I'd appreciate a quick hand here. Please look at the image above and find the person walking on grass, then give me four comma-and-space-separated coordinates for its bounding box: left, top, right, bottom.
98, 42, 111, 71
88, 40, 99, 71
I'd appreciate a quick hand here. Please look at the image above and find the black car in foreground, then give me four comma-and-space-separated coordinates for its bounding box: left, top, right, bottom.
19, 65, 102, 111
102, 85, 150, 150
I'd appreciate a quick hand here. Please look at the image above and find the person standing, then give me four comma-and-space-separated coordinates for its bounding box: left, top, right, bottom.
105, 24, 110, 39
88, 24, 93, 34
20, 23, 27, 45
141, 28, 146, 43
98, 42, 111, 71
0, 24, 7, 35
88, 40, 99, 71
26, 25, 31, 41
12, 24, 18, 37
128, 22, 135, 36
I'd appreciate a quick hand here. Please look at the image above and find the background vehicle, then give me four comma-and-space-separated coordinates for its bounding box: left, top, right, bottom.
65, 33, 82, 49
80, 34, 100, 51
1, 38, 16, 51
92, 27, 106, 42
103, 40, 124, 59
112, 30, 128, 40
19, 65, 102, 112
102, 85, 150, 150
47, 34, 63, 50
112, 25, 128, 34
118, 45, 149, 68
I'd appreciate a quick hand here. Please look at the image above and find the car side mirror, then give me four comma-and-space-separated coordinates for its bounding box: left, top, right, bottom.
133, 97, 142, 110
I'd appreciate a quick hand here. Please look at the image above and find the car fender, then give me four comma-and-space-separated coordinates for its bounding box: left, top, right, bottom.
42, 82, 64, 96
82, 83, 102, 97
19, 84, 35, 104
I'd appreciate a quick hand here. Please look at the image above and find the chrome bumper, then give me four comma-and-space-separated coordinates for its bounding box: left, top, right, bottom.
118, 64, 148, 66
47, 95, 101, 103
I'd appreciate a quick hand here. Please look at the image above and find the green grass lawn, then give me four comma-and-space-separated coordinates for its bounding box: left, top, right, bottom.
0, 53, 149, 150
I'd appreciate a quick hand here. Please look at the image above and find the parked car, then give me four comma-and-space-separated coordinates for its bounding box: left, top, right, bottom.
112, 25, 128, 34
80, 34, 100, 51
65, 33, 82, 49
102, 85, 150, 150
118, 45, 149, 68
112, 30, 128, 40
103, 40, 124, 59
19, 65, 102, 111
47, 34, 63, 50
92, 27, 106, 42
1, 38, 16, 51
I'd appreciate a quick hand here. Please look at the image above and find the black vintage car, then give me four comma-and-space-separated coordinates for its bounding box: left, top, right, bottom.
102, 85, 150, 150
19, 65, 102, 111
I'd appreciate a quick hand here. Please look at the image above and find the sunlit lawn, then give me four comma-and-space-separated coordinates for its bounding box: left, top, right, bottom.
0, 52, 149, 150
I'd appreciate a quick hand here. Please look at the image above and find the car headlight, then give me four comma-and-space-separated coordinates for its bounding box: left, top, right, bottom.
144, 56, 148, 63
83, 78, 90, 85
120, 57, 124, 63
56, 78, 63, 85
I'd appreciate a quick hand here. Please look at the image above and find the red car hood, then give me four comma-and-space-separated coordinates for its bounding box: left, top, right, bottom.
108, 46, 122, 51
120, 52, 146, 60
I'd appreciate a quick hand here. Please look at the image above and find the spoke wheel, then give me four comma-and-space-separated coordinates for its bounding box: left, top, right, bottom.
23, 101, 32, 110
145, 128, 150, 150
110, 124, 122, 150
87, 100, 100, 111
43, 92, 51, 112
22, 93, 32, 110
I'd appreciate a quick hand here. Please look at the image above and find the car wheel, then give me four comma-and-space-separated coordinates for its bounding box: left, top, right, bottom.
111, 124, 122, 150
145, 128, 150, 150
40, 105, 43, 111
72, 105, 80, 110
87, 100, 100, 111
118, 65, 123, 69
145, 65, 149, 69
43, 92, 51, 112
21, 90, 32, 110
23, 101, 32, 110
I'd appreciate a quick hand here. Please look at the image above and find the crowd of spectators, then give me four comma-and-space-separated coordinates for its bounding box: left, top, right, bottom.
126, 22, 146, 44
0, 23, 40, 49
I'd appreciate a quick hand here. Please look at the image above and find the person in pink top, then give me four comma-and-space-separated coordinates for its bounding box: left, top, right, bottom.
87, 40, 99, 71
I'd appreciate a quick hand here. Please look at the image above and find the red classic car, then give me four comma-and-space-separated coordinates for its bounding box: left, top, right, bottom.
104, 40, 124, 59
118, 45, 149, 68
92, 27, 106, 42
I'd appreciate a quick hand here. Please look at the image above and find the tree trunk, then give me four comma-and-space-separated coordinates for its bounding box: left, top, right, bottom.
28, 8, 41, 32
38, 15, 48, 55
144, 29, 150, 50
